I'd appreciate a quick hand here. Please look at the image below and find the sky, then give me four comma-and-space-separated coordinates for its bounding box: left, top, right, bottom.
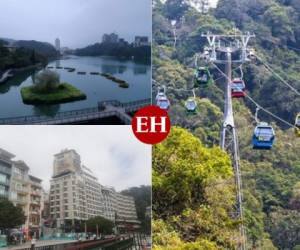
0, 126, 151, 192
0, 0, 151, 49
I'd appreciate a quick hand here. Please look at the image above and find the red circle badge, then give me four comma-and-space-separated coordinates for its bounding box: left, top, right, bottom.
132, 105, 171, 144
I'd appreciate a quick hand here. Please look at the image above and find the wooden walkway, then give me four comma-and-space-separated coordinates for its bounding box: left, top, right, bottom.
0, 99, 151, 125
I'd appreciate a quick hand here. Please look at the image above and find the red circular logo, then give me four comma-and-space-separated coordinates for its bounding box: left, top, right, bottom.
132, 105, 171, 145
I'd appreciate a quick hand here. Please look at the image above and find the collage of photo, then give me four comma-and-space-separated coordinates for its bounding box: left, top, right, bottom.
0, 0, 300, 250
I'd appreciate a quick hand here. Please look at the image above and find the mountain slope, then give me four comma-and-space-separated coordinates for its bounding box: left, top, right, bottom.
153, 0, 300, 249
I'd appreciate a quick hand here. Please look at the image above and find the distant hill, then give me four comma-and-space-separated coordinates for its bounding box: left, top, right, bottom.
75, 42, 151, 63
0, 38, 16, 45
13, 40, 59, 58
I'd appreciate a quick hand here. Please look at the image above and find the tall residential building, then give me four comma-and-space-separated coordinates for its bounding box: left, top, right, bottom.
134, 36, 150, 47
55, 38, 60, 52
50, 149, 140, 232
53, 149, 81, 176
102, 33, 119, 43
0, 149, 14, 199
50, 149, 104, 230
0, 148, 43, 238
28, 175, 43, 238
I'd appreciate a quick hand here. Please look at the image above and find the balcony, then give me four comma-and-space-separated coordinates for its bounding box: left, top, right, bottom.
30, 181, 42, 188
16, 198, 27, 205
16, 188, 29, 194
30, 210, 40, 215
31, 190, 41, 196
30, 200, 41, 206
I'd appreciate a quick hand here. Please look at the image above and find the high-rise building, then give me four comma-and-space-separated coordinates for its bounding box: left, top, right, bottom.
53, 149, 81, 176
50, 149, 105, 229
55, 38, 60, 52
134, 36, 150, 47
102, 33, 119, 43
0, 148, 43, 239
50, 149, 140, 232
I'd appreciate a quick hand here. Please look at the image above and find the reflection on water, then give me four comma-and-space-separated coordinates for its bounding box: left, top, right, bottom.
101, 64, 127, 75
0, 56, 150, 118
133, 66, 147, 75
0, 69, 36, 94
33, 104, 61, 117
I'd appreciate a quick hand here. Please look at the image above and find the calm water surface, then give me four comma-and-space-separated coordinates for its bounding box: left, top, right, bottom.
0, 56, 150, 118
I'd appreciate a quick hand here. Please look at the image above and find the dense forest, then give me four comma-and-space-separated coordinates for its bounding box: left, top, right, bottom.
0, 39, 57, 72
74, 42, 151, 63
153, 0, 300, 249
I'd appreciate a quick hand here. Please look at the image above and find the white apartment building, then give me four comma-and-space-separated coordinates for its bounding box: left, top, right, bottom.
50, 149, 140, 232
102, 187, 141, 232
134, 36, 150, 47
50, 149, 105, 229
0, 148, 43, 239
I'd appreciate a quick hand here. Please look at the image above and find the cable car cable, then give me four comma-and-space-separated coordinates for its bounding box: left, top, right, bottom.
212, 62, 297, 129
255, 55, 300, 96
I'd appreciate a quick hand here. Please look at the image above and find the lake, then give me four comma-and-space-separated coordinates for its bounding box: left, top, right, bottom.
0, 56, 151, 118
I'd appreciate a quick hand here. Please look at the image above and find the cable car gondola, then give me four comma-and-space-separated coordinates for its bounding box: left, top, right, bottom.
185, 98, 197, 114
295, 113, 300, 137
155, 86, 170, 110
231, 78, 246, 98
156, 87, 166, 101
194, 67, 212, 87
252, 122, 275, 150
157, 96, 170, 110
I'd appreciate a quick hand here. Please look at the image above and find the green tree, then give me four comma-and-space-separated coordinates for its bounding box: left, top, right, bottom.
81, 216, 114, 235
153, 127, 238, 249
0, 199, 26, 230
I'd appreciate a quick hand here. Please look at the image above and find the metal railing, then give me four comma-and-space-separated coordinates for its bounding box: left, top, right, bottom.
17, 237, 134, 250
0, 99, 151, 125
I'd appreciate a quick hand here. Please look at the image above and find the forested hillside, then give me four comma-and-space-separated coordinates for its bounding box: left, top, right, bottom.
153, 0, 300, 249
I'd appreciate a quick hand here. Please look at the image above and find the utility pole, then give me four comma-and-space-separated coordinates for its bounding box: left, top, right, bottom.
202, 32, 254, 250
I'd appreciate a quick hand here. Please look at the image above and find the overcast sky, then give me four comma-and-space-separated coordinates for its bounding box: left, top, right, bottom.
0, 126, 151, 192
0, 0, 151, 48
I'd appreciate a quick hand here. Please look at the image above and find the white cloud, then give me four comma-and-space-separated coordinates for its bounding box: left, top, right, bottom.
0, 125, 151, 192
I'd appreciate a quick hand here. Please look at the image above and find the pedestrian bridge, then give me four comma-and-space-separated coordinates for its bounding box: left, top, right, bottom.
0, 99, 151, 125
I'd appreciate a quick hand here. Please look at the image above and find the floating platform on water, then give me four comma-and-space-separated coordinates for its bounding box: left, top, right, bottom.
100, 73, 129, 88
77, 72, 86, 75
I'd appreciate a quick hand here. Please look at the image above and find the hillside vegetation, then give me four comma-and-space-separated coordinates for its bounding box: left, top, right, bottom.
153, 0, 300, 249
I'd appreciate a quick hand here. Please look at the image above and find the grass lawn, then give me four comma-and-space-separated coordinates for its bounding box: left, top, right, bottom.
21, 83, 87, 105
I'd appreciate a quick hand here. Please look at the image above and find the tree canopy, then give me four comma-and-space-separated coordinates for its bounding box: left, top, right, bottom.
0, 199, 26, 230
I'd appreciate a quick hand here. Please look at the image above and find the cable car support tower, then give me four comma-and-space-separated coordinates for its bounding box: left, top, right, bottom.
202, 32, 255, 250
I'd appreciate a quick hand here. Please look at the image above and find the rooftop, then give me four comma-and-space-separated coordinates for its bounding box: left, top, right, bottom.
0, 148, 15, 160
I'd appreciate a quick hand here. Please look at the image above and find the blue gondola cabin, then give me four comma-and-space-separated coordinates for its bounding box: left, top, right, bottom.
252, 122, 275, 149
